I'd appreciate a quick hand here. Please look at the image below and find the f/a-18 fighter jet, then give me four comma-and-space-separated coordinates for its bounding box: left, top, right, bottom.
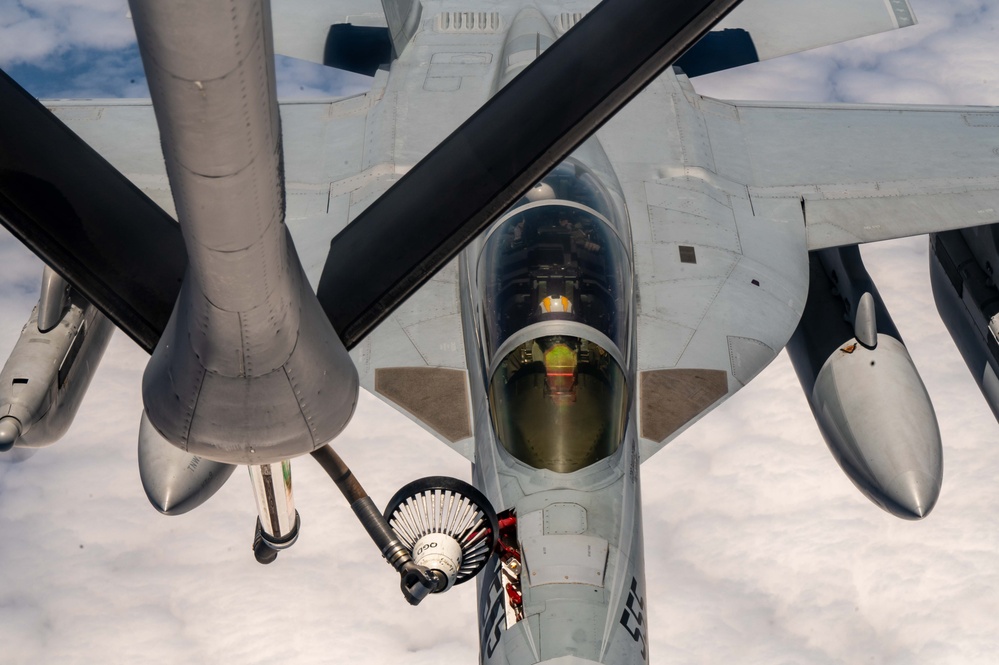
1, 0, 998, 662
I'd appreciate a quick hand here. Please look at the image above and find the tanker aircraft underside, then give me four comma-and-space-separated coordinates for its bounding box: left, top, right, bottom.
1, 0, 998, 663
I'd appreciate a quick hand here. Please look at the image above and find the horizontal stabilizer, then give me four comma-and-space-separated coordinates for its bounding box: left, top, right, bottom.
380, 0, 422, 58
678, 0, 916, 76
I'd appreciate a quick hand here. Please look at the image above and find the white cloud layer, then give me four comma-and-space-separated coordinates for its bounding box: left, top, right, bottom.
1, 1, 998, 664
1, 0, 371, 99
0, 0, 134, 67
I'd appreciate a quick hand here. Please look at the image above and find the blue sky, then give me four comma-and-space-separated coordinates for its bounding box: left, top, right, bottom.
6, 44, 148, 97
4, 42, 371, 100
1, 1, 998, 664
1, 2, 370, 100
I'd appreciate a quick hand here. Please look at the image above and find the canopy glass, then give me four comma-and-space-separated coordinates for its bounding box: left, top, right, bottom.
477, 158, 632, 472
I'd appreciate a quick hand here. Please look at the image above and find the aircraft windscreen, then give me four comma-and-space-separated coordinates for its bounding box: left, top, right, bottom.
477, 201, 630, 360
488, 335, 627, 473
476, 158, 632, 473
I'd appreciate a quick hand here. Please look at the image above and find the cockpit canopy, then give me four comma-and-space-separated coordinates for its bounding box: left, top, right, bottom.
477, 170, 631, 360
477, 158, 632, 473
488, 334, 627, 473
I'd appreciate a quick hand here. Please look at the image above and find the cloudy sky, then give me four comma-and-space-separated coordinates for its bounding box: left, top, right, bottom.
1, 1, 998, 664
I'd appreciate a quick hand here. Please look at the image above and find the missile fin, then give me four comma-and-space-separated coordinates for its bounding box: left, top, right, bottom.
37, 266, 67, 333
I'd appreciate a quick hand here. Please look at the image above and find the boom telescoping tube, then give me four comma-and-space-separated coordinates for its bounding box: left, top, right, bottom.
248, 460, 300, 563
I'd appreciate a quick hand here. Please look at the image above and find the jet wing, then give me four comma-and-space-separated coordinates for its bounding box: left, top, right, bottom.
697, 97, 999, 249
717, 0, 915, 59
45, 95, 372, 234
600, 73, 999, 462
48, 94, 474, 461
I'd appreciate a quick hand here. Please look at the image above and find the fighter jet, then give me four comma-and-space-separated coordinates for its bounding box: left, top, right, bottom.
0, 0, 998, 663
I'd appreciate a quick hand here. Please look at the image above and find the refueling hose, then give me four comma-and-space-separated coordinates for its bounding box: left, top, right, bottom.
310, 444, 441, 604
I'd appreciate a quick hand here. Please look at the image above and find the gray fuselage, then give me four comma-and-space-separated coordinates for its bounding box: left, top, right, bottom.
354, 4, 809, 663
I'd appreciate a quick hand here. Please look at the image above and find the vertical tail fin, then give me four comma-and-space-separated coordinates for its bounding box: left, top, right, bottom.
381, 0, 422, 58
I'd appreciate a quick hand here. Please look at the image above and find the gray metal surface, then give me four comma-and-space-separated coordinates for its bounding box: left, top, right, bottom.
4, 1, 998, 663
137, 411, 237, 515
810, 334, 942, 519
787, 247, 903, 395
712, 0, 914, 62
0, 286, 113, 449
787, 249, 940, 518
383, 0, 424, 56
854, 292, 878, 349
598, 73, 810, 460
930, 229, 999, 422
130, 0, 358, 464
701, 99, 999, 249
315, 0, 746, 350
37, 266, 67, 333
249, 461, 298, 541
34, 0, 996, 481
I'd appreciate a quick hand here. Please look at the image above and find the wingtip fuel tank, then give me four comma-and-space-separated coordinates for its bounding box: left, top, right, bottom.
788, 247, 942, 519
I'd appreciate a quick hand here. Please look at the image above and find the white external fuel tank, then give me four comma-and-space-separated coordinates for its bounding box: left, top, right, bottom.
787, 246, 942, 519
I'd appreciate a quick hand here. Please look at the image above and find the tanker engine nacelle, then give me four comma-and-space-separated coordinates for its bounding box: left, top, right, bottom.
787, 246, 942, 520
0, 266, 114, 451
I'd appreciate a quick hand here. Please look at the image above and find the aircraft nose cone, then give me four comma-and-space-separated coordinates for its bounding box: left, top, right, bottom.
0, 416, 22, 451
884, 470, 940, 520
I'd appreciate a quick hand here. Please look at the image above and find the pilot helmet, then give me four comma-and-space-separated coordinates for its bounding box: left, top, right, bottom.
525, 182, 556, 202
541, 337, 578, 404
539, 295, 573, 314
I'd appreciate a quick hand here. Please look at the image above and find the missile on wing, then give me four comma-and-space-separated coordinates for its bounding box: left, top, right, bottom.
787, 247, 942, 519
138, 411, 236, 515
0, 266, 113, 451
929, 228, 999, 421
